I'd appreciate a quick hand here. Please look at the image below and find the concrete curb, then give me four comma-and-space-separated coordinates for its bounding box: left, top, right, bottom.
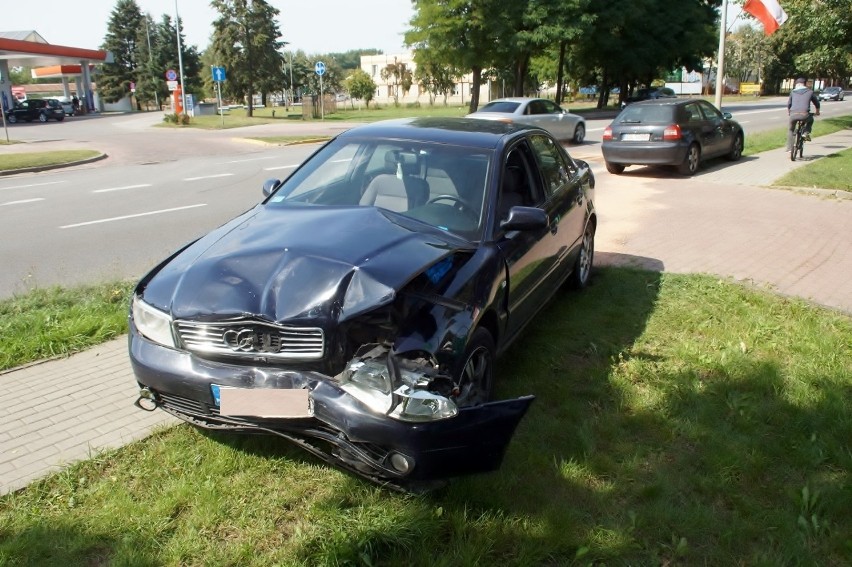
0, 152, 108, 177
234, 137, 331, 146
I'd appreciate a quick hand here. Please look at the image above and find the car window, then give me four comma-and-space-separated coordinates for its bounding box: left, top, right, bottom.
684, 103, 704, 123
617, 104, 674, 123
529, 134, 570, 198
528, 100, 549, 115
697, 100, 722, 121
660, 88, 676, 97
497, 143, 539, 222
478, 101, 520, 114
541, 100, 562, 114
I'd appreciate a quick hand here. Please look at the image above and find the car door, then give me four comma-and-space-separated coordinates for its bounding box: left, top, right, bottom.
494, 138, 564, 342
698, 100, 735, 158
522, 99, 570, 140
528, 133, 585, 281
683, 101, 718, 156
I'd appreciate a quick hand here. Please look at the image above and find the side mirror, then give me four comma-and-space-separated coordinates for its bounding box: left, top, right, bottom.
722, 112, 733, 119
262, 178, 281, 197
500, 206, 548, 232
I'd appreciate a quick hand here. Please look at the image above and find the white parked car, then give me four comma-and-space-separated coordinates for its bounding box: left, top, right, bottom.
467, 97, 586, 144
46, 97, 75, 116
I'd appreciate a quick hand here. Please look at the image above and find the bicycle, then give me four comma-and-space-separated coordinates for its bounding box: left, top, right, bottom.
790, 112, 814, 162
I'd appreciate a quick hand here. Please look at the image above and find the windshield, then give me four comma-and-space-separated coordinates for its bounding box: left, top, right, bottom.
267, 138, 493, 241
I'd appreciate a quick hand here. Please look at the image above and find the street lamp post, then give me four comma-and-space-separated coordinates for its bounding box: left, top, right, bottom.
174, 0, 188, 114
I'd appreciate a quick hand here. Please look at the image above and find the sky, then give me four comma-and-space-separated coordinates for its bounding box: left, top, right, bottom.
3, 0, 415, 55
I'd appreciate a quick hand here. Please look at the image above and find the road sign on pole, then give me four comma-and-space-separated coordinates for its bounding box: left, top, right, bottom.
212, 66, 226, 82
315, 61, 326, 120
314, 61, 326, 76
165, 69, 178, 81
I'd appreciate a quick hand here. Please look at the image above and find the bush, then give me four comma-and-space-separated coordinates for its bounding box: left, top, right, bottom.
162, 113, 191, 125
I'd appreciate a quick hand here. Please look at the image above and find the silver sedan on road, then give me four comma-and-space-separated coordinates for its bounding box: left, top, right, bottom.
467, 97, 586, 144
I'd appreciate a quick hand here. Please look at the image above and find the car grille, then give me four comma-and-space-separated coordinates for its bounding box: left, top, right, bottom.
175, 319, 324, 361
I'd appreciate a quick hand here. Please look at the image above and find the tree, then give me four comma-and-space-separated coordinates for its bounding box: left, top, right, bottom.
209, 0, 284, 116
413, 54, 459, 105
99, 0, 144, 104
406, 0, 507, 112
345, 69, 377, 107
380, 59, 413, 105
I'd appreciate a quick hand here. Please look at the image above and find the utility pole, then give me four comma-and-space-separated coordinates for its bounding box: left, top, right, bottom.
174, 0, 188, 114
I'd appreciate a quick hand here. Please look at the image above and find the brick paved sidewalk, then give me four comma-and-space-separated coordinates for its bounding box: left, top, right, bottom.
0, 339, 178, 495
1, 130, 849, 497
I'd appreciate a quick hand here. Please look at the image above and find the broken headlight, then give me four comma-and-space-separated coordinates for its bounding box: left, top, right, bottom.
339, 347, 458, 422
131, 295, 176, 348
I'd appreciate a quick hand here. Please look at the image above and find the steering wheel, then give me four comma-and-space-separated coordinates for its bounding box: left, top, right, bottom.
426, 194, 478, 220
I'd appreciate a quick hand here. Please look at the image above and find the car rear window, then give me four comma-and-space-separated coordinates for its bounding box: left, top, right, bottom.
616, 105, 675, 123
478, 101, 520, 114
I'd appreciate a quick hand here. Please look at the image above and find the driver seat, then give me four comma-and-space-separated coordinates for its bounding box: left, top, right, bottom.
360, 151, 429, 212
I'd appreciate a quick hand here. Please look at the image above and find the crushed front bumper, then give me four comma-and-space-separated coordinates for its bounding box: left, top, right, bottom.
129, 331, 533, 488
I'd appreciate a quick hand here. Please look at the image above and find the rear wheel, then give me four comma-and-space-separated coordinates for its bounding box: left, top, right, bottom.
38, 113, 48, 123
572, 123, 586, 144
605, 161, 625, 175
453, 328, 494, 407
7, 114, 17, 124
678, 144, 700, 175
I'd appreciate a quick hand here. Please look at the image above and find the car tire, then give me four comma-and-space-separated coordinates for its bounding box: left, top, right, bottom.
453, 327, 494, 407
572, 123, 586, 144
57, 116, 64, 122
7, 114, 16, 124
605, 161, 625, 175
568, 220, 595, 289
38, 113, 48, 123
726, 133, 744, 161
678, 144, 700, 175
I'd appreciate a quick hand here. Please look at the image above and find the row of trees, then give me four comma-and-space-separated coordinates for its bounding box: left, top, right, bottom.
89, 0, 852, 114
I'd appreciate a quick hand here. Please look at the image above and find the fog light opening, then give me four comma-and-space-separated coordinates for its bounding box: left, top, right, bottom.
389, 452, 414, 474
134, 388, 159, 412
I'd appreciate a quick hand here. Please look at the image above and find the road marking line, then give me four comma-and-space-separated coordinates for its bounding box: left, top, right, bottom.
1, 198, 45, 207
184, 173, 235, 181
93, 184, 152, 193
60, 204, 207, 229
0, 181, 66, 192
226, 157, 277, 163
263, 164, 299, 171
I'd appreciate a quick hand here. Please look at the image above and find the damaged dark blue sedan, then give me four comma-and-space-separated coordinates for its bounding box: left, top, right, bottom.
129, 117, 597, 489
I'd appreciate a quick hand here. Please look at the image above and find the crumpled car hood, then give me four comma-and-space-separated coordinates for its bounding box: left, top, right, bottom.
141, 205, 469, 322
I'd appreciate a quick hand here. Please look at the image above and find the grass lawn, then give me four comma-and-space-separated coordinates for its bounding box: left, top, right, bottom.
0, 150, 101, 171
1, 268, 850, 565
774, 146, 852, 191
742, 114, 852, 156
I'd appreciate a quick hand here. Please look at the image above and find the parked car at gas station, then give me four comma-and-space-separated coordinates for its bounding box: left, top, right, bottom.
4, 99, 65, 123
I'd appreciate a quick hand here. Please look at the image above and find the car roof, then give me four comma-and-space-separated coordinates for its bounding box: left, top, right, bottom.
336, 117, 543, 149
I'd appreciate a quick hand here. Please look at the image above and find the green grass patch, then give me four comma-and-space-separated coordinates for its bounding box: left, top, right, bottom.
155, 113, 273, 129
743, 114, 852, 156
0, 281, 133, 371
774, 146, 852, 191
2, 269, 850, 564
0, 150, 101, 171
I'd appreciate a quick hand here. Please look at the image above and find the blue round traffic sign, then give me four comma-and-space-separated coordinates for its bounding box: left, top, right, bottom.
165, 69, 178, 81
315, 61, 326, 76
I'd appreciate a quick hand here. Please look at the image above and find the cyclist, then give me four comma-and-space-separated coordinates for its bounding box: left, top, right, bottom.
786, 77, 820, 151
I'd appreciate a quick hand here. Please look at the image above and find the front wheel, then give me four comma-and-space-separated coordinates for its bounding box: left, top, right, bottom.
572, 123, 586, 144
453, 328, 494, 407
7, 114, 16, 124
677, 144, 700, 175
38, 113, 48, 123
568, 221, 595, 289
727, 133, 744, 161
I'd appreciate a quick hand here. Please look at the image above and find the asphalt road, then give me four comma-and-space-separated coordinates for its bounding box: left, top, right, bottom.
0, 96, 847, 300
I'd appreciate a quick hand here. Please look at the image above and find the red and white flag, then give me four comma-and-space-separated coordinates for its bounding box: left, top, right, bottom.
743, 0, 788, 35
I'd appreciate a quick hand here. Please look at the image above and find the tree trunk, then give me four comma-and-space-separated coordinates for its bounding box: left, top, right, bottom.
597, 68, 609, 109
555, 42, 567, 105
513, 54, 529, 97
469, 66, 483, 113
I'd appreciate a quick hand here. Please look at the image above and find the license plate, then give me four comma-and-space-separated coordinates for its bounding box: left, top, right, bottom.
622, 133, 650, 141
211, 384, 312, 418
